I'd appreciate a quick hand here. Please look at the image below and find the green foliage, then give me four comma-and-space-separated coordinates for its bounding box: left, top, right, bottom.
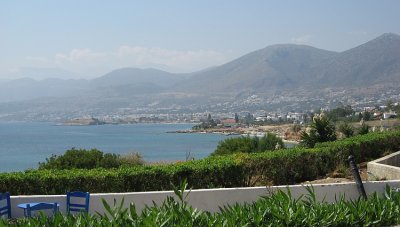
212, 134, 284, 156
234, 113, 239, 123
327, 105, 354, 122
338, 121, 354, 138
38, 148, 144, 170
0, 130, 399, 195
192, 114, 218, 130
358, 122, 370, 135
4, 185, 400, 226
361, 111, 372, 121
38, 148, 121, 170
300, 116, 337, 148
119, 152, 145, 166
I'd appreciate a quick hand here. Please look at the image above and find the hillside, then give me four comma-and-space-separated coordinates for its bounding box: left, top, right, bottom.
172, 45, 337, 93
172, 33, 400, 93
315, 33, 400, 87
92, 68, 187, 88
0, 33, 400, 120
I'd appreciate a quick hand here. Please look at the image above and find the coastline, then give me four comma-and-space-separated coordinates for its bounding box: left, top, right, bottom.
168, 126, 300, 144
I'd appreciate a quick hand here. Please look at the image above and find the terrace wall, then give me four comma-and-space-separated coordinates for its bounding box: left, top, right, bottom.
8, 180, 400, 218
368, 151, 400, 180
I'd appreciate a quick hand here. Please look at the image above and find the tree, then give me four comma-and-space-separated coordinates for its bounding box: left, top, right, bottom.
244, 113, 254, 126
327, 105, 354, 122
212, 133, 284, 156
38, 148, 144, 170
338, 122, 354, 138
386, 99, 394, 111
234, 113, 239, 123
362, 111, 372, 121
358, 122, 369, 135
38, 148, 120, 170
300, 115, 336, 148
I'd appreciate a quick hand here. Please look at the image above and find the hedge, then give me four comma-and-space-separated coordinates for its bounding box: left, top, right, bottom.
1, 130, 400, 195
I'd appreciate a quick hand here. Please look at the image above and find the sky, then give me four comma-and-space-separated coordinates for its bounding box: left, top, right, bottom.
1, 0, 400, 80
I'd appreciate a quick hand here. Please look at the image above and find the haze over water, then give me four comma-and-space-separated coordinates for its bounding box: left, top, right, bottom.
0, 122, 231, 172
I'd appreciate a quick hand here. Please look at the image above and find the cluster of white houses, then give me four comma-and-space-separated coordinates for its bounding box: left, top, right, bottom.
254, 112, 305, 123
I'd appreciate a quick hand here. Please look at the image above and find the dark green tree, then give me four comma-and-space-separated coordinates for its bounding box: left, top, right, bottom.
358, 122, 370, 135
212, 133, 284, 156
39, 148, 121, 170
338, 122, 354, 138
244, 113, 254, 126
234, 113, 239, 123
362, 111, 372, 121
300, 116, 336, 148
327, 105, 354, 122
386, 99, 395, 111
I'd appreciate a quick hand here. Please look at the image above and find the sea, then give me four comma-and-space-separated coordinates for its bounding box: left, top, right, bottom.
0, 122, 233, 172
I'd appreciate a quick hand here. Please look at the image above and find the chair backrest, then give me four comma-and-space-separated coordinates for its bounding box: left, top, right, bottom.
67, 191, 90, 214
26, 202, 58, 218
0, 192, 11, 218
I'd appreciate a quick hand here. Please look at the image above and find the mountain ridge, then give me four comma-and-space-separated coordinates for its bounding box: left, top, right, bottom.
171, 33, 400, 93
0, 33, 399, 103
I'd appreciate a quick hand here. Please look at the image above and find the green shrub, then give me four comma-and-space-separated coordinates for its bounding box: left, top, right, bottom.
338, 121, 355, 138
38, 148, 145, 170
38, 148, 120, 170
1, 130, 399, 195
119, 152, 145, 166
358, 122, 370, 135
212, 133, 284, 156
300, 116, 336, 148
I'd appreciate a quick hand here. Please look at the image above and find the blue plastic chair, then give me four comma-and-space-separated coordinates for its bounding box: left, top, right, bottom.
0, 192, 11, 218
67, 191, 90, 214
26, 202, 58, 218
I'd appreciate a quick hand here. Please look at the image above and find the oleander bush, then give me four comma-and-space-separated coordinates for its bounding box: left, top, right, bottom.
0, 130, 400, 195
3, 183, 400, 226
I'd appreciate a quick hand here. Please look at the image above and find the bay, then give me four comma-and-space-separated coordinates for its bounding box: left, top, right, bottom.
0, 122, 230, 172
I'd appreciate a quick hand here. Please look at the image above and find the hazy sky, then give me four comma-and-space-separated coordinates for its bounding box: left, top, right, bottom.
1, 0, 399, 79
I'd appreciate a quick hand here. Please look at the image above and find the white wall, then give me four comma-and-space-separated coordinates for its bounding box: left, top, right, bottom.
8, 180, 400, 218
368, 151, 400, 180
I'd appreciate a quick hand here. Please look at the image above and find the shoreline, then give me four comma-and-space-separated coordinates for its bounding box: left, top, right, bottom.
168, 127, 300, 144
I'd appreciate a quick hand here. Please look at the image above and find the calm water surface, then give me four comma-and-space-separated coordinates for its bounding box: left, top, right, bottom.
0, 122, 231, 172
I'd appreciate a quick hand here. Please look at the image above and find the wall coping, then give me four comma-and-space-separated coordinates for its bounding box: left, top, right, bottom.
8, 180, 400, 218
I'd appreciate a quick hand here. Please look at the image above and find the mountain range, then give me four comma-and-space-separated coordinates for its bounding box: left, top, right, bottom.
173, 33, 400, 93
0, 33, 399, 119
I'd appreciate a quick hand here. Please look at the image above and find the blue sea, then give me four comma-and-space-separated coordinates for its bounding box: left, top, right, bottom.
0, 122, 232, 172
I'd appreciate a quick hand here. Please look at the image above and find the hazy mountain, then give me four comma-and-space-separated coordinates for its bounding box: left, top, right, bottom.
0, 68, 188, 102
92, 68, 187, 87
0, 78, 89, 102
13, 67, 84, 80
86, 68, 190, 97
0, 33, 399, 113
172, 45, 337, 93
315, 33, 400, 86
172, 33, 400, 93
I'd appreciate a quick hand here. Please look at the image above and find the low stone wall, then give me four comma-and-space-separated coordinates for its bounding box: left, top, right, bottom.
368, 151, 400, 180
8, 180, 400, 218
